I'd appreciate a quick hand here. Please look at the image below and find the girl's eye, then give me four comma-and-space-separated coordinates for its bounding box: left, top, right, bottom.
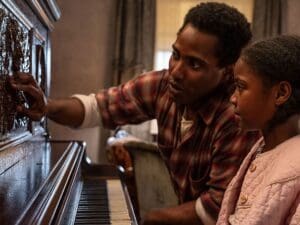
235, 82, 245, 92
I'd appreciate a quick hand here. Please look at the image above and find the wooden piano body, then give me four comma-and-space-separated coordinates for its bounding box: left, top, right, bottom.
0, 138, 137, 225
0, 1, 137, 224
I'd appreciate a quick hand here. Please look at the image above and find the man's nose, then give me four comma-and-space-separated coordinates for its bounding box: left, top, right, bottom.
170, 61, 185, 79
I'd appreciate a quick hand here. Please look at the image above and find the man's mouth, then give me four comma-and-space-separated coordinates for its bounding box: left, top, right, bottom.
169, 80, 183, 94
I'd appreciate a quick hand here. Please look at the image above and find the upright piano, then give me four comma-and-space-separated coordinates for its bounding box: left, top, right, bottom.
0, 1, 137, 224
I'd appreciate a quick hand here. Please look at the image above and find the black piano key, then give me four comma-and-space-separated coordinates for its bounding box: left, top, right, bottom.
75, 179, 112, 225
74, 219, 111, 225
76, 208, 108, 212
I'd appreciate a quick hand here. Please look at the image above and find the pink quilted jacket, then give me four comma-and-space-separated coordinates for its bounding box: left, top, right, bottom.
217, 136, 300, 225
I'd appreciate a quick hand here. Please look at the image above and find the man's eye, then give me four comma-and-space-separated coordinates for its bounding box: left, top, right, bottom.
188, 59, 204, 70
172, 51, 179, 60
191, 61, 201, 69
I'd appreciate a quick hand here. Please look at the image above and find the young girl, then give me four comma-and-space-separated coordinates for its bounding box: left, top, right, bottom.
216, 35, 300, 224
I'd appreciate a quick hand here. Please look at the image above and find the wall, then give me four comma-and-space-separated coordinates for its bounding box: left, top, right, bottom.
285, 0, 300, 35
49, 0, 117, 163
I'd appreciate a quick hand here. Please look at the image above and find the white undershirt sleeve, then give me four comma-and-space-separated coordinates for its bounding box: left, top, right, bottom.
71, 94, 102, 128
195, 197, 216, 225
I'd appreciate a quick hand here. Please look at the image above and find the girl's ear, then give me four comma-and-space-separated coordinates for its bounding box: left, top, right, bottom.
275, 81, 292, 106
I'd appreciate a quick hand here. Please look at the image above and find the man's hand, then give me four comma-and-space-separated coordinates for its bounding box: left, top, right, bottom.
141, 201, 202, 225
10, 72, 47, 121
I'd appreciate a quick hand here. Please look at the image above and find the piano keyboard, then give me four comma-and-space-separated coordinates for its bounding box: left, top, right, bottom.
75, 178, 132, 225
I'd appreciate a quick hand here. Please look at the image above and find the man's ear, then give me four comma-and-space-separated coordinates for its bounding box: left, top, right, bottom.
275, 81, 292, 106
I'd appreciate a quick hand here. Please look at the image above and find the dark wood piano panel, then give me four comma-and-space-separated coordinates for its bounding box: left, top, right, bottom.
0, 138, 138, 225
0, 139, 80, 225
0, 145, 138, 225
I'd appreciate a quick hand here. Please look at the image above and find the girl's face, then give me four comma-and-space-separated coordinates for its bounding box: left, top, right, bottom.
230, 58, 277, 131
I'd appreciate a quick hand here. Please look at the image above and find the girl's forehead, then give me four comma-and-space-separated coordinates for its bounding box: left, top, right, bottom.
234, 59, 266, 85
234, 58, 254, 75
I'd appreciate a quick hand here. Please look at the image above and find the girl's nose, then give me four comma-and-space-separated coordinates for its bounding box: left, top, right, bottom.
230, 90, 237, 106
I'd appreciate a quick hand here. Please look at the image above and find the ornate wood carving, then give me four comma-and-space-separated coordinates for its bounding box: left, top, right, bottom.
0, 0, 54, 141
0, 4, 31, 139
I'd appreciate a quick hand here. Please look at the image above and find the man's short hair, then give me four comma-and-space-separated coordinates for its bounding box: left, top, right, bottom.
179, 2, 252, 67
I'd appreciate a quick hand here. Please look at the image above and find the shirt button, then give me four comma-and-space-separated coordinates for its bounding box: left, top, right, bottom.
240, 195, 248, 204
249, 163, 256, 172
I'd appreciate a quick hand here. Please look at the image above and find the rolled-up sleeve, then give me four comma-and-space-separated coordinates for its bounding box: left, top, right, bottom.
72, 94, 102, 128
95, 71, 163, 129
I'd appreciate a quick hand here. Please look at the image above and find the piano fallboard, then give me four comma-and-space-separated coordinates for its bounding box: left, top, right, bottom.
0, 138, 138, 225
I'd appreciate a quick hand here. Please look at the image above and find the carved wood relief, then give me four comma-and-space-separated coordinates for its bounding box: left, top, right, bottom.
0, 2, 49, 142
0, 4, 32, 140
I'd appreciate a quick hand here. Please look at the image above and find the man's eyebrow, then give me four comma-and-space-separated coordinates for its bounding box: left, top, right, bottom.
171, 44, 210, 67
186, 55, 207, 65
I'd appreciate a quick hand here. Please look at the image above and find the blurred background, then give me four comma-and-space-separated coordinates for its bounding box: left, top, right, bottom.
49, 0, 300, 163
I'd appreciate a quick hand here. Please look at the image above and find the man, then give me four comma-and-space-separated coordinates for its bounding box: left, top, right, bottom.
11, 2, 259, 225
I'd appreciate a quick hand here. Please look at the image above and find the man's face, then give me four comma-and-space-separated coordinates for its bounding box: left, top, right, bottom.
168, 24, 224, 105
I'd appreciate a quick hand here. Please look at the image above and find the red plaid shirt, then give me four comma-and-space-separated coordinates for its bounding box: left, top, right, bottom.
96, 69, 259, 219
